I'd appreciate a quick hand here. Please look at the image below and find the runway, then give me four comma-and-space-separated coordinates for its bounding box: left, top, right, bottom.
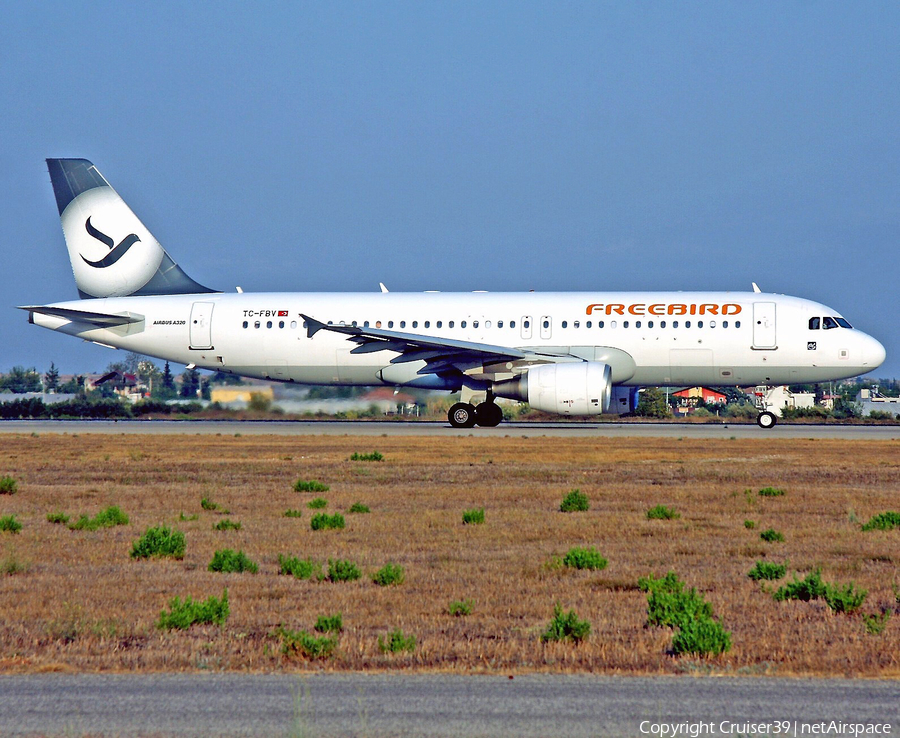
0, 418, 898, 439
0, 673, 896, 737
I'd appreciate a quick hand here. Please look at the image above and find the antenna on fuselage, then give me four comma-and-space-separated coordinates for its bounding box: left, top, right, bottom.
751, 282, 761, 293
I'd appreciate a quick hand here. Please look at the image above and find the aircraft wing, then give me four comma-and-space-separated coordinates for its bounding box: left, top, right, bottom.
19, 305, 144, 328
301, 314, 563, 376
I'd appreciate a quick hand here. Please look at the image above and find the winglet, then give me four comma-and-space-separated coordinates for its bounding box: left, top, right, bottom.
301, 314, 326, 338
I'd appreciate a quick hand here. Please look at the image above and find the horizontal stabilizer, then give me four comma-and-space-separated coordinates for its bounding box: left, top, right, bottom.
19, 305, 144, 328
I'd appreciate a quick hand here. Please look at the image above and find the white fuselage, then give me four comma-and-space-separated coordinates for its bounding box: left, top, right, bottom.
31, 290, 885, 389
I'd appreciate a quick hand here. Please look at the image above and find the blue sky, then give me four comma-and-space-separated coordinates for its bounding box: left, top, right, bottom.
1, 2, 898, 378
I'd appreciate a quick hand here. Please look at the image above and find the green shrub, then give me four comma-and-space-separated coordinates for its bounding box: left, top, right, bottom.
200, 496, 220, 511
758, 487, 786, 497
562, 547, 608, 571
646, 505, 680, 520
0, 515, 22, 534
863, 611, 891, 635
314, 613, 343, 633
208, 549, 258, 574
310, 513, 345, 531
350, 451, 384, 462
823, 582, 867, 614
372, 562, 405, 586
69, 506, 129, 531
760, 528, 785, 543
671, 617, 732, 656
348, 502, 370, 514
214, 519, 242, 531
744, 520, 756, 529
280, 628, 337, 659
462, 508, 485, 525
774, 570, 827, 602
540, 604, 591, 643
0, 476, 18, 495
307, 498, 328, 509
747, 561, 787, 581
130, 526, 186, 560
449, 599, 473, 617
47, 511, 70, 525
157, 589, 229, 629
378, 628, 416, 653
638, 571, 684, 595
179, 512, 199, 521
327, 558, 361, 582
861, 511, 900, 532
1, 553, 27, 575
559, 489, 589, 512
646, 587, 713, 630
293, 479, 330, 493
283, 509, 303, 518
278, 555, 321, 580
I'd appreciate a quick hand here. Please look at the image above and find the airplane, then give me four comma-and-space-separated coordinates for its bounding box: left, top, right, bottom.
21, 158, 886, 429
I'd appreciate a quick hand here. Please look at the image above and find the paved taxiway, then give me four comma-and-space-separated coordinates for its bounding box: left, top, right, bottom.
0, 673, 897, 737
1, 418, 898, 439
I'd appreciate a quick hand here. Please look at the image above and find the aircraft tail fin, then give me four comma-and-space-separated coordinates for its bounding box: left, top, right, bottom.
46, 158, 216, 299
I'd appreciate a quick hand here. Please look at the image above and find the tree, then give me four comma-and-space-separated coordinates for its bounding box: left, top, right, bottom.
0, 366, 42, 393
635, 387, 672, 418
180, 367, 200, 398
44, 362, 60, 392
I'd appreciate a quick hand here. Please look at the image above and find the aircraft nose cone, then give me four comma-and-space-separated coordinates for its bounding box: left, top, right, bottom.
863, 334, 886, 369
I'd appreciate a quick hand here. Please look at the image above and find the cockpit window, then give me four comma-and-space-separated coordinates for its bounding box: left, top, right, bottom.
808, 317, 820, 330
823, 316, 839, 330
835, 317, 852, 329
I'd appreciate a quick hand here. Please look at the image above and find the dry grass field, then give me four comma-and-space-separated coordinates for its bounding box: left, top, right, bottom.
0, 432, 898, 676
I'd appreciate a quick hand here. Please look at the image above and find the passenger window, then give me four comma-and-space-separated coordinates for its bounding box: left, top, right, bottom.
598, 320, 605, 328
722, 321, 728, 328
497, 320, 503, 328
510, 320, 516, 328
586, 320, 591, 328
561, 321, 567, 328
523, 320, 530, 329
685, 321, 690, 328
809, 317, 821, 330
364, 321, 369, 327
449, 321, 454, 328
376, 321, 382, 328
473, 321, 479, 328
437, 321, 442, 328
574, 321, 580, 329
660, 321, 666, 328
400, 321, 406, 328
635, 321, 641, 328
291, 321, 297, 329
267, 321, 273, 328
623, 321, 629, 328
611, 321, 618, 329
542, 320, 549, 329
254, 321, 261, 329
242, 321, 248, 329
461, 320, 467, 328
424, 321, 430, 328
351, 321, 357, 327
279, 321, 285, 328
388, 321, 394, 328
709, 320, 716, 328
735, 321, 741, 328
672, 321, 678, 328
485, 320, 491, 328
823, 317, 838, 329
412, 321, 418, 328
697, 321, 703, 328
648, 320, 654, 328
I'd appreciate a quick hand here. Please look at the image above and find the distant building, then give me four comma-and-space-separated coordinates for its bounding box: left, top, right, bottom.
855, 388, 900, 417
672, 387, 728, 407
210, 386, 275, 404
752, 386, 816, 417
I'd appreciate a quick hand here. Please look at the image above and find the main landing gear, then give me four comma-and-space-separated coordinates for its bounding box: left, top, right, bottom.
756, 411, 777, 429
448, 392, 503, 428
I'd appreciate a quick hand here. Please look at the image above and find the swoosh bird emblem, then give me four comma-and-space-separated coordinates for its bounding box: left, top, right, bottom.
81, 217, 141, 268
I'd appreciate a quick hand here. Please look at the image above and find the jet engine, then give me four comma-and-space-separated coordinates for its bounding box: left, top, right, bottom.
493, 361, 612, 415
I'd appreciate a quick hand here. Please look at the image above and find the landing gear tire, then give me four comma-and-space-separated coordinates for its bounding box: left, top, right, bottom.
448, 402, 477, 428
756, 411, 777, 429
475, 402, 503, 427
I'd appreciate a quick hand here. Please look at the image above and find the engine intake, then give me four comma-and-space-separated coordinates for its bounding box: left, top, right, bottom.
493, 361, 612, 415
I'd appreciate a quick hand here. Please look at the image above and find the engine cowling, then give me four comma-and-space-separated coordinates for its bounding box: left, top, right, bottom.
493, 361, 612, 415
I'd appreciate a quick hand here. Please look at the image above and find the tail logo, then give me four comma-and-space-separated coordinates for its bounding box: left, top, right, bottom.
81, 217, 141, 268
